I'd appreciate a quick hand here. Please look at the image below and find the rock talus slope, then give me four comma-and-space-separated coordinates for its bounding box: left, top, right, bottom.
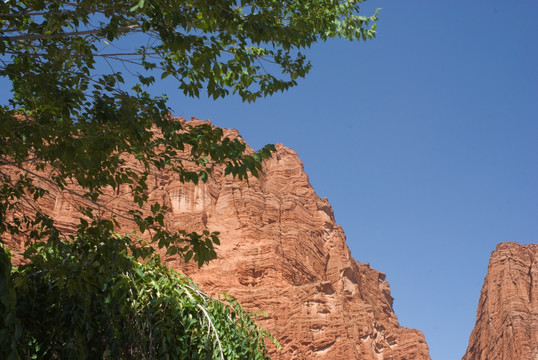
463, 242, 538, 360
6, 119, 431, 359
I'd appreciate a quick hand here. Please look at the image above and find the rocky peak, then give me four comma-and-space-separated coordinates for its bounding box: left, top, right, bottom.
158, 135, 430, 359
5, 119, 431, 359
463, 242, 538, 360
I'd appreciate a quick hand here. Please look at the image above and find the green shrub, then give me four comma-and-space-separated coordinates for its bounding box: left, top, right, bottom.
3, 233, 276, 359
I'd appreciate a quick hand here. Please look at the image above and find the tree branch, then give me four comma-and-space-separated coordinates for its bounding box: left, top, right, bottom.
3, 25, 141, 42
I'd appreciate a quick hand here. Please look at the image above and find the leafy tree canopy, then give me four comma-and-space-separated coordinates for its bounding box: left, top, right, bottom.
0, 0, 378, 358
0, 0, 378, 264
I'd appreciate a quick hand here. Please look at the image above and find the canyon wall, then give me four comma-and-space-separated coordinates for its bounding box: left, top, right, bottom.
5, 119, 431, 359
163, 139, 430, 359
463, 242, 538, 360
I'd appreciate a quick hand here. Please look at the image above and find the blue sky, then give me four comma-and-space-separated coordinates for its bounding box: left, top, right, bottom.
163, 2, 538, 359
2, 1, 537, 359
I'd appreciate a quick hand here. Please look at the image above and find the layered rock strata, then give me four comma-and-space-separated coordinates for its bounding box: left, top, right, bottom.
463, 242, 538, 360
5, 119, 431, 359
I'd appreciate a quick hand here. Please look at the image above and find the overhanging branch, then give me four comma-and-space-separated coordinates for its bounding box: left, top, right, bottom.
3, 25, 141, 42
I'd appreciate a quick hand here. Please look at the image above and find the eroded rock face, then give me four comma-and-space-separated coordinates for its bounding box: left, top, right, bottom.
164, 141, 430, 360
5, 119, 431, 359
463, 242, 538, 360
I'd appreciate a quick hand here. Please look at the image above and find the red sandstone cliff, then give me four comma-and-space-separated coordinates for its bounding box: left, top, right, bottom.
5, 119, 430, 359
163, 140, 430, 359
463, 242, 538, 360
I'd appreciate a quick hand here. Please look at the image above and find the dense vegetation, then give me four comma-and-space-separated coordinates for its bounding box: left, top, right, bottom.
0, 0, 377, 358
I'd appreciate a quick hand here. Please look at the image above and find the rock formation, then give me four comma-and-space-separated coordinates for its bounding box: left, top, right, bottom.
463, 242, 538, 360
5, 119, 431, 359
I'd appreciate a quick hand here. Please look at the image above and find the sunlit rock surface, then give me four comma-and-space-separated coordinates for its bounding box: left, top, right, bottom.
5, 118, 431, 359
463, 242, 538, 360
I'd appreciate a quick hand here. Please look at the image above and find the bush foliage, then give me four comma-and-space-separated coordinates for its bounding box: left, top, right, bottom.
3, 230, 276, 359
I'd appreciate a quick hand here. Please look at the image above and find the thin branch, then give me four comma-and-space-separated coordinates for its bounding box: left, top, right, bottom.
0, 168, 50, 226
0, 157, 39, 166
197, 304, 225, 360
95, 52, 158, 57
0, 4, 126, 18
183, 286, 225, 360
4, 25, 141, 41
5, 163, 135, 223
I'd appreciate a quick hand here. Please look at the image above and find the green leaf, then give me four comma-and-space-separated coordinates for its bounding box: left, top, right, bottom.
184, 250, 193, 263
130, 0, 145, 12
211, 235, 220, 246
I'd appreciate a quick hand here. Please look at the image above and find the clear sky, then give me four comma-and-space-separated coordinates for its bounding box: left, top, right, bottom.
161, 2, 538, 359
2, 1, 537, 359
